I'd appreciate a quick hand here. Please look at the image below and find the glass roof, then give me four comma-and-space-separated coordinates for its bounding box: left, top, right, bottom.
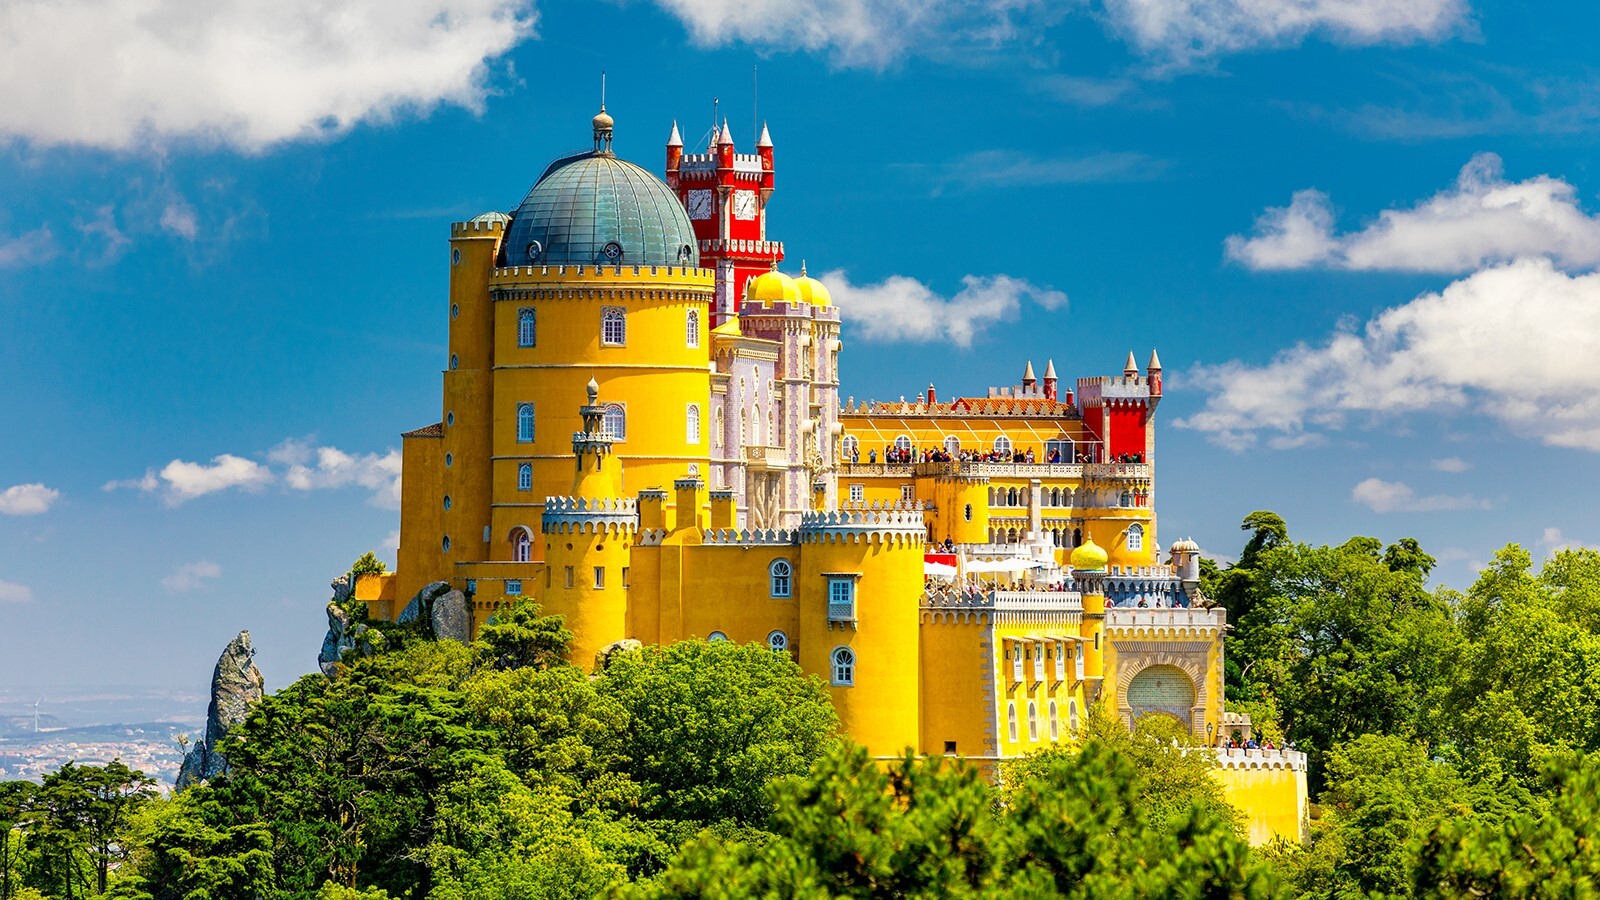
504, 153, 699, 268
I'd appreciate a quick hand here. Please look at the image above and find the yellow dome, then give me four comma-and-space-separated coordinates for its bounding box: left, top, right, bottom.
1070, 538, 1108, 571
795, 274, 832, 307
747, 270, 800, 306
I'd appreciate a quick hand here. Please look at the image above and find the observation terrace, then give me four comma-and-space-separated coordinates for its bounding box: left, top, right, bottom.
836, 461, 1152, 481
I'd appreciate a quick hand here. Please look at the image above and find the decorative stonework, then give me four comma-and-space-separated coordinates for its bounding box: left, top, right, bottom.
1111, 639, 1212, 735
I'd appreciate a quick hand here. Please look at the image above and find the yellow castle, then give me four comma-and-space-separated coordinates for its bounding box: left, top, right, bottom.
356, 108, 1307, 844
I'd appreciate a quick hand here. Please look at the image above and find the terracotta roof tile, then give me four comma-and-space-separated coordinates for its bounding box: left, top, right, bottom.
402, 422, 444, 438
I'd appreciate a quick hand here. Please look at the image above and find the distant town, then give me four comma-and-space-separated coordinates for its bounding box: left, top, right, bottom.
0, 689, 203, 786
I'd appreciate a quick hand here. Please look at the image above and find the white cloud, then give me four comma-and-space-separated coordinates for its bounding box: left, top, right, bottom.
651, 0, 1046, 67
1102, 0, 1467, 66
0, 227, 57, 269
0, 580, 33, 604
0, 483, 60, 516
160, 201, 199, 241
162, 561, 222, 593
1176, 258, 1600, 451
270, 439, 402, 509
106, 454, 272, 505
1227, 154, 1600, 273
932, 149, 1165, 190
1431, 456, 1471, 473
0, 0, 536, 151
1351, 478, 1487, 514
820, 270, 1067, 348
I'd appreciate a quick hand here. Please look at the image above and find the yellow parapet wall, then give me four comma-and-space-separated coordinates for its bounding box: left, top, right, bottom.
1212, 747, 1310, 845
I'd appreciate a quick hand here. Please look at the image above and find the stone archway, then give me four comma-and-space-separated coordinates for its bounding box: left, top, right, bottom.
1112, 644, 1212, 736
1125, 664, 1196, 725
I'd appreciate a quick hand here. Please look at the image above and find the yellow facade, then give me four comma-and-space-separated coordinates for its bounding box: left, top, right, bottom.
360, 113, 1306, 846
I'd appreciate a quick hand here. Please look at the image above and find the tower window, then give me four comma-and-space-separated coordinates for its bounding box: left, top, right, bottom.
450, 303, 459, 319
564, 566, 575, 588
445, 453, 453, 467
603, 404, 626, 441
686, 403, 701, 444
449, 354, 459, 370
1127, 523, 1144, 552
511, 528, 532, 563
518, 307, 536, 347
443, 495, 451, 510
601, 306, 626, 346
517, 463, 532, 492
442, 536, 451, 552
827, 577, 856, 622
768, 630, 788, 653
831, 647, 855, 686
517, 403, 535, 443
769, 559, 792, 598
594, 566, 605, 589
686, 309, 700, 348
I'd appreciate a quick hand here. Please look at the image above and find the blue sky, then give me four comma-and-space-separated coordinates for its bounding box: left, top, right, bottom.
3, 0, 1599, 690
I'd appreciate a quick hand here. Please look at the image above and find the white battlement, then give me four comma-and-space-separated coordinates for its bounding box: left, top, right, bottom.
701, 528, 796, 545
541, 496, 639, 534
799, 508, 925, 544
491, 264, 711, 279
1210, 747, 1308, 772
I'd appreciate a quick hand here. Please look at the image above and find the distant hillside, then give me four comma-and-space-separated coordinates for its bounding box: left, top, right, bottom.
0, 713, 68, 736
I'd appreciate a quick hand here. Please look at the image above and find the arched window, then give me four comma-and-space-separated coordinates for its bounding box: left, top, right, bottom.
842, 434, 858, 460
1119, 490, 1132, 508
767, 630, 788, 653
516, 403, 534, 443
517, 463, 532, 492
1028, 702, 1039, 740
1007, 703, 1018, 742
894, 435, 912, 452
769, 559, 793, 598
1127, 523, 1144, 552
1007, 527, 1019, 543
686, 404, 701, 444
1049, 701, 1059, 740
994, 436, 1012, 456
517, 308, 536, 347
686, 309, 700, 348
601, 306, 626, 345
1007, 487, 1019, 506
944, 435, 960, 455
1070, 700, 1081, 733
603, 404, 626, 441
708, 631, 728, 642
831, 647, 855, 686
1073, 527, 1083, 547
510, 528, 532, 563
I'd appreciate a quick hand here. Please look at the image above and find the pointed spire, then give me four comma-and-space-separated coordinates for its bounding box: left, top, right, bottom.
1147, 348, 1162, 371
1124, 351, 1138, 376
1044, 359, 1058, 380
718, 118, 733, 146
800, 259, 807, 277
757, 121, 772, 148
1023, 360, 1037, 383
667, 119, 682, 147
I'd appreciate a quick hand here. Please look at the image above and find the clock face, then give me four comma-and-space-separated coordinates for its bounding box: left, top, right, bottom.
686, 189, 713, 220
732, 190, 758, 221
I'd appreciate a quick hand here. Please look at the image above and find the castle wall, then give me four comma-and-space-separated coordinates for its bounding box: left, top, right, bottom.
1213, 750, 1310, 845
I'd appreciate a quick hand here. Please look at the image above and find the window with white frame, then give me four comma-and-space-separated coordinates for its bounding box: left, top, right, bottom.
900, 484, 914, 503
601, 306, 626, 345
1055, 641, 1067, 682
827, 577, 856, 622
894, 435, 912, 453
1011, 643, 1024, 683
1069, 699, 1080, 733
511, 528, 532, 563
518, 308, 536, 347
1007, 703, 1018, 742
1028, 702, 1039, 741
517, 463, 532, 492
516, 403, 534, 442
505, 579, 522, 596
594, 566, 605, 589
1075, 643, 1085, 680
841, 434, 858, 460
944, 435, 960, 455
686, 403, 701, 444
831, 646, 854, 685
709, 631, 728, 642
1127, 523, 1144, 552
767, 630, 788, 653
849, 484, 864, 503
602, 404, 626, 441
686, 309, 700, 348
994, 435, 1012, 455
1032, 642, 1047, 684
769, 559, 792, 598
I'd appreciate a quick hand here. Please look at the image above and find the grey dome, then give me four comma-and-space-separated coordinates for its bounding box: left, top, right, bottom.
504, 152, 699, 268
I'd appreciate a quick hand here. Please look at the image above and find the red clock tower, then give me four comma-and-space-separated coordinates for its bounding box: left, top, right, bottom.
666, 119, 783, 327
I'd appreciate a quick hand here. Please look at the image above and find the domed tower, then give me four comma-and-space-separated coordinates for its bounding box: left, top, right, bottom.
1072, 538, 1110, 703
480, 109, 716, 564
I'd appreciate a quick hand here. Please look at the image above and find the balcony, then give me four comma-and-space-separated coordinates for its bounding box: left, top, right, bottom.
1105, 607, 1226, 632
743, 445, 788, 468
922, 588, 1082, 613
839, 461, 913, 477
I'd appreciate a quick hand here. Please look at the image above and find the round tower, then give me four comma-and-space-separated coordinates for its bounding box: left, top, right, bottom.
1072, 538, 1110, 706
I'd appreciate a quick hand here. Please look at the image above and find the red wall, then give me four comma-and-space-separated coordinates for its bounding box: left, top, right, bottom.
1108, 405, 1148, 460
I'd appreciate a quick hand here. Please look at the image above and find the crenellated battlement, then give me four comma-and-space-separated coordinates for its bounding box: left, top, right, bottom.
1210, 747, 1309, 772
541, 496, 639, 534
701, 528, 796, 545
799, 508, 925, 545
451, 219, 506, 237
489, 264, 715, 285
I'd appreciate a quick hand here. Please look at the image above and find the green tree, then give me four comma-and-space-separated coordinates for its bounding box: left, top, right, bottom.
349, 552, 388, 581
106, 787, 274, 900
25, 760, 157, 899
0, 782, 35, 900
476, 600, 575, 672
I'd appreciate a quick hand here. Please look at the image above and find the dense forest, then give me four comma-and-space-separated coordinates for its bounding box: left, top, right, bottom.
3, 515, 1600, 898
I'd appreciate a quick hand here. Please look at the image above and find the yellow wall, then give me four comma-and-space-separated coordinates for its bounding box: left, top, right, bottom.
918, 618, 994, 756
1215, 761, 1310, 846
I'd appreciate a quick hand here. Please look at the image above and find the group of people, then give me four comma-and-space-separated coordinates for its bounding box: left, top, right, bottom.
1218, 735, 1284, 751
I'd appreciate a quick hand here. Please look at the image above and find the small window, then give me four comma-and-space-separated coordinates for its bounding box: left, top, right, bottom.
841, 434, 858, 460
849, 484, 864, 503
769, 559, 793, 598
768, 630, 788, 653
601, 306, 626, 346
1049, 701, 1059, 740
594, 566, 605, 589
450, 303, 459, 319
1008, 703, 1018, 742
511, 529, 532, 563
518, 463, 532, 492
709, 631, 728, 642
686, 403, 701, 444
450, 354, 459, 370
894, 435, 912, 452
900, 484, 914, 503
994, 436, 1012, 456
944, 436, 960, 454
1012, 643, 1024, 683
518, 308, 536, 347
452, 248, 461, 266
564, 566, 575, 589
517, 403, 534, 443
505, 579, 522, 595
446, 411, 454, 426
1069, 699, 1080, 733
445, 453, 453, 467
1127, 523, 1144, 552
603, 404, 626, 441
442, 536, 451, 552
443, 495, 452, 510
466, 578, 477, 594
964, 503, 973, 521
943, 740, 957, 754
831, 646, 855, 686
1028, 702, 1039, 741
621, 567, 629, 588
827, 578, 856, 622
686, 309, 700, 348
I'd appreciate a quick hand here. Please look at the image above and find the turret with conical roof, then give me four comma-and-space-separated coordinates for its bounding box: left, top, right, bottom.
1043, 359, 1059, 401
1023, 360, 1037, 391
1147, 349, 1163, 395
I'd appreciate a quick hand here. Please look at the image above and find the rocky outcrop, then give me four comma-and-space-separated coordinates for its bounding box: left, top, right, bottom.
177, 631, 264, 790
595, 638, 643, 672
398, 581, 451, 625
431, 590, 470, 642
